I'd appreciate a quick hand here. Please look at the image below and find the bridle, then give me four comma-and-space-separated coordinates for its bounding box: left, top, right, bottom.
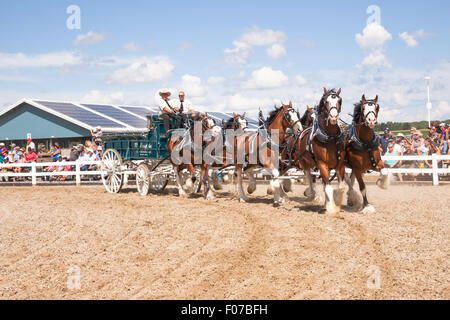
360, 100, 379, 127
282, 107, 302, 132
322, 93, 342, 123
233, 115, 248, 130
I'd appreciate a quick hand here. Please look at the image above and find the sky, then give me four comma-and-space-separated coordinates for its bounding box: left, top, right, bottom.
0, 0, 449, 122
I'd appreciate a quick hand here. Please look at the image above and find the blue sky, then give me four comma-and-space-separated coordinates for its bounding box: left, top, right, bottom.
0, 0, 449, 122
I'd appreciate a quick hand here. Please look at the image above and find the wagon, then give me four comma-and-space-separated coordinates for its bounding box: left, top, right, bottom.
100, 115, 202, 195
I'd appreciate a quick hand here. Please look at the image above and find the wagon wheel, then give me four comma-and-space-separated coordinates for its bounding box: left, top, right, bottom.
101, 149, 124, 193
136, 163, 151, 196
149, 165, 169, 192
181, 166, 202, 194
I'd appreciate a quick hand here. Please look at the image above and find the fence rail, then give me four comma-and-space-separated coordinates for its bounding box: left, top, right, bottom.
0, 154, 449, 186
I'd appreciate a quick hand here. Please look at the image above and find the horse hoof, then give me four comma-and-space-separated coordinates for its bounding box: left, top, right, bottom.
247, 184, 257, 194
282, 180, 293, 193
361, 205, 375, 214
179, 191, 188, 198
239, 198, 247, 203
267, 187, 274, 195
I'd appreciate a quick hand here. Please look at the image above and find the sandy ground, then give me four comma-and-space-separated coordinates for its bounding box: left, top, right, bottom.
0, 182, 448, 300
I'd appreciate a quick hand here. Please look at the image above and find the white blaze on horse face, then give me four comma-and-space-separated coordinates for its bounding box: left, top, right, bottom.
327, 96, 340, 122
238, 117, 247, 130
206, 118, 215, 128
364, 103, 377, 128
289, 110, 302, 132
211, 125, 222, 137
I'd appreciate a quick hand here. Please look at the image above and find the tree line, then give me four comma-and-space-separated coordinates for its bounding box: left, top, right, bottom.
374, 119, 450, 132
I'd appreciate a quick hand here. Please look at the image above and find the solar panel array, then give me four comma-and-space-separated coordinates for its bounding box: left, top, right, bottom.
82, 104, 147, 128
33, 100, 260, 130
35, 101, 125, 128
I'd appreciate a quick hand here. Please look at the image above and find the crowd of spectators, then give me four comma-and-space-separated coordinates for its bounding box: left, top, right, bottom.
0, 128, 103, 182
379, 123, 449, 181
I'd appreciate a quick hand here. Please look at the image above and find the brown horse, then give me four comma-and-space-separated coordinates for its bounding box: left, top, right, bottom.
292, 88, 346, 214
235, 102, 303, 204
345, 95, 390, 213
167, 112, 218, 199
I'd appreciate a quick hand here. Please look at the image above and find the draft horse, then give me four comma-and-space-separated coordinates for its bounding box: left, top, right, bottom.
167, 112, 218, 199
235, 102, 303, 204
345, 95, 390, 214
292, 88, 346, 214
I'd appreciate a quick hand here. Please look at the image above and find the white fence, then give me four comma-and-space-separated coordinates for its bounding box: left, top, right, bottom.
0, 154, 449, 186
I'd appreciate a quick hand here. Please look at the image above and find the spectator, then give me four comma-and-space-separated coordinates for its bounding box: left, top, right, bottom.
25, 147, 37, 162
0, 157, 13, 182
14, 153, 26, 177
91, 127, 103, 147
379, 128, 392, 155
407, 127, 417, 141
69, 145, 79, 162
78, 149, 90, 171
51, 143, 61, 162
438, 123, 448, 154
58, 157, 73, 181
25, 138, 36, 152
402, 143, 418, 181
0, 143, 6, 154
411, 131, 424, 154
384, 143, 403, 181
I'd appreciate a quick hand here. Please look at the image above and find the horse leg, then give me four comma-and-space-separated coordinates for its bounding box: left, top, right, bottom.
247, 168, 257, 194
333, 165, 346, 212
174, 166, 188, 198
281, 178, 293, 193
202, 165, 215, 200
355, 170, 375, 214
235, 165, 249, 202
345, 171, 361, 208
184, 163, 194, 191
269, 167, 282, 205
211, 169, 223, 190
318, 163, 336, 214
304, 169, 317, 201
376, 166, 390, 190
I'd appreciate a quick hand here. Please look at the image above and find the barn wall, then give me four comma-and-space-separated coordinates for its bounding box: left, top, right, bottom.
0, 102, 90, 140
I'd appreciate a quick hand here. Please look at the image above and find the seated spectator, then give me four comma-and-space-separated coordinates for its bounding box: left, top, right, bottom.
69, 145, 79, 162
438, 123, 448, 155
402, 143, 418, 181
25, 138, 36, 152
0, 157, 13, 182
384, 143, 403, 181
14, 153, 27, 179
0, 143, 6, 154
411, 131, 424, 153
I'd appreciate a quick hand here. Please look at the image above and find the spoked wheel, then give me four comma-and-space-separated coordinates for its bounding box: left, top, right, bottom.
101, 149, 124, 193
136, 163, 151, 196
149, 166, 169, 192
181, 166, 202, 194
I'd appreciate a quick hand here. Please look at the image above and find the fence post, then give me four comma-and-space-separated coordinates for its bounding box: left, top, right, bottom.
432, 153, 438, 186
31, 162, 37, 186
76, 161, 81, 186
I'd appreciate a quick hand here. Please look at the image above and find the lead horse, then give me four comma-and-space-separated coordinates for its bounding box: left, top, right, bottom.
292, 88, 346, 214
345, 95, 390, 213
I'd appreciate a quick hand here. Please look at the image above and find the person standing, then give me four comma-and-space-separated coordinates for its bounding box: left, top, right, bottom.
379, 128, 392, 155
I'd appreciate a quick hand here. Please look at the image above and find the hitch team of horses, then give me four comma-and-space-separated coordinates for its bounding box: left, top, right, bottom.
100, 88, 390, 214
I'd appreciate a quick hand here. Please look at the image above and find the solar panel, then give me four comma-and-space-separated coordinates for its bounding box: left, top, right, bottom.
120, 106, 156, 118
35, 101, 125, 128
82, 104, 147, 128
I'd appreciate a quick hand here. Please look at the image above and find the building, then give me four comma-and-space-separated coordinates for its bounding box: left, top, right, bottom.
0, 99, 158, 150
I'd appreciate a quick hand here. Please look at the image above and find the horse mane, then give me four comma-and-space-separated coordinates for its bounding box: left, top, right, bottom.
265, 105, 282, 125
224, 117, 236, 129
353, 101, 363, 123
300, 109, 311, 126
318, 88, 338, 114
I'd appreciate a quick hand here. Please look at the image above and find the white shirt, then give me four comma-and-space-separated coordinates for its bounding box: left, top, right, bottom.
172, 99, 193, 114
26, 141, 36, 151
393, 143, 403, 155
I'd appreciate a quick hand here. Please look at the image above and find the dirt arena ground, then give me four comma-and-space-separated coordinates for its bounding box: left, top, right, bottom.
0, 182, 448, 300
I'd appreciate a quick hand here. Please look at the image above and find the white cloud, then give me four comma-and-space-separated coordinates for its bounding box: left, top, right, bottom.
207, 76, 226, 85
299, 40, 317, 48
225, 26, 287, 64
179, 41, 194, 51
266, 43, 286, 59
434, 101, 450, 119
0, 51, 82, 69
227, 93, 275, 112
120, 42, 141, 52
73, 31, 106, 46
355, 23, 392, 69
399, 32, 418, 47
244, 67, 289, 89
399, 29, 436, 47
294, 74, 307, 86
81, 90, 125, 104
179, 74, 205, 97
107, 56, 174, 84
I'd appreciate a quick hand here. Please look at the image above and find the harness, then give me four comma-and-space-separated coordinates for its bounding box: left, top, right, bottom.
347, 123, 381, 170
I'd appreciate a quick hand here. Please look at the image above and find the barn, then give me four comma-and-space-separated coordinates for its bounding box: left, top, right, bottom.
0, 99, 157, 150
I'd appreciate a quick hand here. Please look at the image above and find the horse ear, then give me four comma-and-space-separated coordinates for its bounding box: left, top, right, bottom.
289, 101, 293, 107
337, 88, 341, 95
361, 94, 366, 103
242, 112, 246, 118
374, 95, 378, 103
323, 87, 328, 95
306, 105, 312, 112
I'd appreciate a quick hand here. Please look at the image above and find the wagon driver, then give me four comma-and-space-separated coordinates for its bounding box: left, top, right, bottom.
159, 89, 196, 134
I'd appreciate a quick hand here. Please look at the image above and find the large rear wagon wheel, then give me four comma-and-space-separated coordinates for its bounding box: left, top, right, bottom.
101, 149, 124, 193
150, 168, 169, 192
136, 163, 151, 196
